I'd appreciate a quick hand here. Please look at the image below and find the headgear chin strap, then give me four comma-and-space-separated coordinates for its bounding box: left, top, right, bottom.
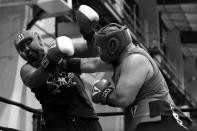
14, 30, 44, 62
95, 23, 132, 63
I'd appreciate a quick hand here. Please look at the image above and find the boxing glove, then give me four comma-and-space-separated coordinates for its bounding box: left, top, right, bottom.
46, 35, 99, 61
39, 36, 70, 72
41, 36, 83, 72
45, 36, 74, 62
76, 5, 99, 41
40, 55, 57, 73
91, 79, 114, 105
14, 30, 44, 62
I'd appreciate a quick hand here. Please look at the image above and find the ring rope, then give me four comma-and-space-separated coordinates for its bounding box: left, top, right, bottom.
0, 95, 197, 117
0, 95, 42, 114
0, 126, 20, 131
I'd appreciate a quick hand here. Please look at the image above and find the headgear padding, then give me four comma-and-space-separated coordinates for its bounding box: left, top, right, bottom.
95, 23, 132, 63
14, 30, 44, 61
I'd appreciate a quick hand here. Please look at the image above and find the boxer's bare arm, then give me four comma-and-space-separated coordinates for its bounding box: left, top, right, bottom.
80, 57, 113, 73
108, 54, 154, 107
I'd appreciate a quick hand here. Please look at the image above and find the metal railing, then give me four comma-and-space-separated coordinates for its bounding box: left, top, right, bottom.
102, 0, 147, 46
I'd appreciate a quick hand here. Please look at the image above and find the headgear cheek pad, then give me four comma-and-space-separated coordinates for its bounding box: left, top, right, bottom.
14, 30, 44, 61
95, 23, 132, 63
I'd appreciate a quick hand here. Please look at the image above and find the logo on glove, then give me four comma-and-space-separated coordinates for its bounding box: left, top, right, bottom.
41, 56, 50, 68
92, 86, 101, 96
102, 88, 113, 97
48, 40, 56, 49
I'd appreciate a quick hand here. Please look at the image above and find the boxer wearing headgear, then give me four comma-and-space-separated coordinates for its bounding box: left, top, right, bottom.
14, 29, 103, 131
14, 30, 45, 62
95, 23, 132, 64
14, 30, 61, 76
14, 31, 98, 74
65, 23, 193, 131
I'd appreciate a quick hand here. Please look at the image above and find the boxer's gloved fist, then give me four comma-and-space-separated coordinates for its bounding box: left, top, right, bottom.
91, 79, 114, 105
40, 55, 57, 73
40, 36, 74, 72
76, 5, 99, 41
47, 36, 74, 62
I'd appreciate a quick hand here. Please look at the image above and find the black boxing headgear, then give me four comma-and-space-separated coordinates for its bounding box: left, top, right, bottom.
95, 23, 132, 63
14, 30, 44, 61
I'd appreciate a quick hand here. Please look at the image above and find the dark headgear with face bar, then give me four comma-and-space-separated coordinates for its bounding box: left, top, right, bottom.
95, 23, 132, 63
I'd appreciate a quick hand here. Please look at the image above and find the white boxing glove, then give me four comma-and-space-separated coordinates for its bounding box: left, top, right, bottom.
43, 36, 74, 66
44, 35, 98, 67
39, 36, 73, 72
52, 36, 74, 56
76, 5, 99, 41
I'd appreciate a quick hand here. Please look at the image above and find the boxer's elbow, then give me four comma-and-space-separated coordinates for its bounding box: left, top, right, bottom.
110, 93, 133, 108
116, 98, 133, 108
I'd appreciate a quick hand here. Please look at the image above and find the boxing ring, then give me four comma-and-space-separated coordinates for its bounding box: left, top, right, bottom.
0, 95, 197, 131
0, 1, 197, 131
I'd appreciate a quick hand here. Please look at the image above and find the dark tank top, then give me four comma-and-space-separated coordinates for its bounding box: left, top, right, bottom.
32, 72, 98, 121
112, 45, 175, 106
